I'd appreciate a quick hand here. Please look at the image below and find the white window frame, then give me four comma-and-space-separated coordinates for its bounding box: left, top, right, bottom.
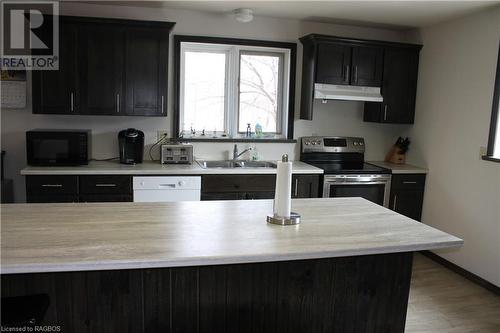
179, 41, 291, 139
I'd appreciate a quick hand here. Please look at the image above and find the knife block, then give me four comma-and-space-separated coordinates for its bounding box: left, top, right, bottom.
385, 146, 406, 164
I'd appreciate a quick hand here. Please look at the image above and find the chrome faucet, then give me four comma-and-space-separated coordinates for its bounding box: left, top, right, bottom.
233, 144, 253, 160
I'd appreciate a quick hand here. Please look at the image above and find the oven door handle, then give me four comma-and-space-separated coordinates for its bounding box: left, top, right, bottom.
325, 181, 389, 185
324, 175, 391, 182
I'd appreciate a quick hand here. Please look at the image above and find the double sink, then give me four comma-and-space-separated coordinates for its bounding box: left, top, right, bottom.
197, 160, 277, 169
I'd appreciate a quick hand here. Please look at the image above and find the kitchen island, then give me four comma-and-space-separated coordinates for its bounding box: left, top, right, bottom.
1, 198, 462, 332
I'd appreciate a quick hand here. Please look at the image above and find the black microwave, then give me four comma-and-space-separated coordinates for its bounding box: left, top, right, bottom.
26, 130, 91, 166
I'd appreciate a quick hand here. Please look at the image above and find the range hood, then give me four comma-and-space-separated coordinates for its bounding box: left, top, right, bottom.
314, 83, 383, 102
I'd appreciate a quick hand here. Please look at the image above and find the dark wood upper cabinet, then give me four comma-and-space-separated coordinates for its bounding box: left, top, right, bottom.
364, 47, 420, 124
315, 43, 351, 85
32, 19, 79, 115
79, 23, 124, 115
351, 46, 383, 87
124, 26, 168, 116
32, 16, 174, 117
299, 34, 421, 122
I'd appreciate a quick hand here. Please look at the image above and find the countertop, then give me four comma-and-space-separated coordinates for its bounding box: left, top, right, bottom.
20, 160, 323, 175
1, 198, 462, 274
368, 161, 428, 174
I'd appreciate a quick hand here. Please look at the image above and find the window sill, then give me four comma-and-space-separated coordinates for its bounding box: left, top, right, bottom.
175, 138, 297, 143
482, 155, 500, 163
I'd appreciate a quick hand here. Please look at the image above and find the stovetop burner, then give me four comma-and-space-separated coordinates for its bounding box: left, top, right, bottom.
300, 136, 390, 175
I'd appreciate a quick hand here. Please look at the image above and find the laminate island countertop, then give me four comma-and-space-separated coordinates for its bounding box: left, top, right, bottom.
1, 198, 462, 274
20, 160, 323, 175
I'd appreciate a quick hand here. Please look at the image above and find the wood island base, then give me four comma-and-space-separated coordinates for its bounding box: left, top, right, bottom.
1, 252, 413, 333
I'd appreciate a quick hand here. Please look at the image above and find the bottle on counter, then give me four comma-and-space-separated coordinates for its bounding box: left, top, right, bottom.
255, 123, 263, 138
246, 123, 252, 137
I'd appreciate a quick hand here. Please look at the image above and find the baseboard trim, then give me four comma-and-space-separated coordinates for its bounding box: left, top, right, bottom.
420, 251, 500, 296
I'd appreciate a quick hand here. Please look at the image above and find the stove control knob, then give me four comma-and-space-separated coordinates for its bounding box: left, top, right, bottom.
359, 142, 364, 146
178, 181, 186, 187
311, 141, 317, 145
304, 141, 310, 145
316, 140, 322, 145
353, 142, 358, 146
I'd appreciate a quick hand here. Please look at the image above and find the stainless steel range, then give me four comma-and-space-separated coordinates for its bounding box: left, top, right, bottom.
300, 136, 391, 207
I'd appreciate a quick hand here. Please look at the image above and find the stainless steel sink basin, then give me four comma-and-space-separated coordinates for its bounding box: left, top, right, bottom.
197, 160, 277, 169
237, 161, 277, 168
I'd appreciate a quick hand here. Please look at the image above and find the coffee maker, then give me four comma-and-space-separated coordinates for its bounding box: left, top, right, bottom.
118, 128, 144, 164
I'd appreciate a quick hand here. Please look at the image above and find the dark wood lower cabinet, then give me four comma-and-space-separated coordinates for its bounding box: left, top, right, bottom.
1, 252, 413, 333
201, 174, 320, 201
389, 174, 426, 221
25, 175, 133, 203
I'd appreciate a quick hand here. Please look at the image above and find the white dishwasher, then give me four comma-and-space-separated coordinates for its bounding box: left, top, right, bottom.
133, 176, 201, 202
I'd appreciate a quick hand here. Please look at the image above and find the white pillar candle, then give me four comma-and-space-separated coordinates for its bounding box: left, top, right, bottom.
274, 155, 292, 218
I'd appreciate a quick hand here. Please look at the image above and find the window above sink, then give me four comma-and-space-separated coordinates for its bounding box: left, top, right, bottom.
174, 35, 297, 142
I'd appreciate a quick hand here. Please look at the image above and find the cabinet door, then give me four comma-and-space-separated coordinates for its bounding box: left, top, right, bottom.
27, 195, 79, 203
124, 26, 168, 116
79, 194, 132, 202
246, 191, 275, 200
364, 48, 419, 124
32, 19, 78, 114
201, 192, 245, 201
390, 189, 424, 221
292, 175, 320, 198
389, 174, 426, 221
79, 23, 124, 115
315, 43, 351, 85
351, 46, 383, 87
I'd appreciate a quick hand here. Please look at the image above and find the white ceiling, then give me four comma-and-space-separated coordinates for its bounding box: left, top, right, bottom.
80, 0, 500, 29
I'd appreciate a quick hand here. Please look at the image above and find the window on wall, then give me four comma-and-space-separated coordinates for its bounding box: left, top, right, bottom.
175, 36, 296, 140
484, 43, 500, 162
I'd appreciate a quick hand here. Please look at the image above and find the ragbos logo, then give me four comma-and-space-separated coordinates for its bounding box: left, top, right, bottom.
1, 1, 59, 70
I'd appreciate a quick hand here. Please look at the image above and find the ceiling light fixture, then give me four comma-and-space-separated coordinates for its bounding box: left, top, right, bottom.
233, 8, 253, 23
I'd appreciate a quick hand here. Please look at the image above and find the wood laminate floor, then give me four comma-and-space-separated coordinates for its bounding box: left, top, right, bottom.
406, 254, 500, 333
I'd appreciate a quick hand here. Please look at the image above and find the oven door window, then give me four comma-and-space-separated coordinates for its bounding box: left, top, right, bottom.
328, 184, 385, 206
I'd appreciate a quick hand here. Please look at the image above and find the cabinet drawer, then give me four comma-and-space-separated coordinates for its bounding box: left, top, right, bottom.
202, 175, 276, 193
26, 176, 78, 195
27, 194, 79, 203
79, 194, 132, 202
391, 174, 426, 190
79, 176, 132, 194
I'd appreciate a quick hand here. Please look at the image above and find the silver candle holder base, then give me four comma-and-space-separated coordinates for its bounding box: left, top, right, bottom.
267, 212, 301, 225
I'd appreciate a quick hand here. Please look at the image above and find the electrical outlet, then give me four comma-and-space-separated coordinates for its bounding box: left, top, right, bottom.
479, 146, 487, 159
157, 130, 169, 142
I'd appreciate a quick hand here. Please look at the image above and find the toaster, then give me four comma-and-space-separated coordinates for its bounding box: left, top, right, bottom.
160, 144, 193, 164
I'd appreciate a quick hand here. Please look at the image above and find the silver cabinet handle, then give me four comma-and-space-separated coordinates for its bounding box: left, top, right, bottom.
393, 195, 397, 210
354, 66, 358, 83
345, 65, 350, 82
95, 184, 117, 187
116, 94, 120, 113
42, 184, 63, 187
70, 92, 74, 112
294, 178, 299, 197
384, 105, 388, 121
161, 95, 164, 114
403, 181, 417, 184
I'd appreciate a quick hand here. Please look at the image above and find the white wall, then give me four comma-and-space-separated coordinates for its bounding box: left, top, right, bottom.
406, 6, 500, 286
1, 2, 412, 202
